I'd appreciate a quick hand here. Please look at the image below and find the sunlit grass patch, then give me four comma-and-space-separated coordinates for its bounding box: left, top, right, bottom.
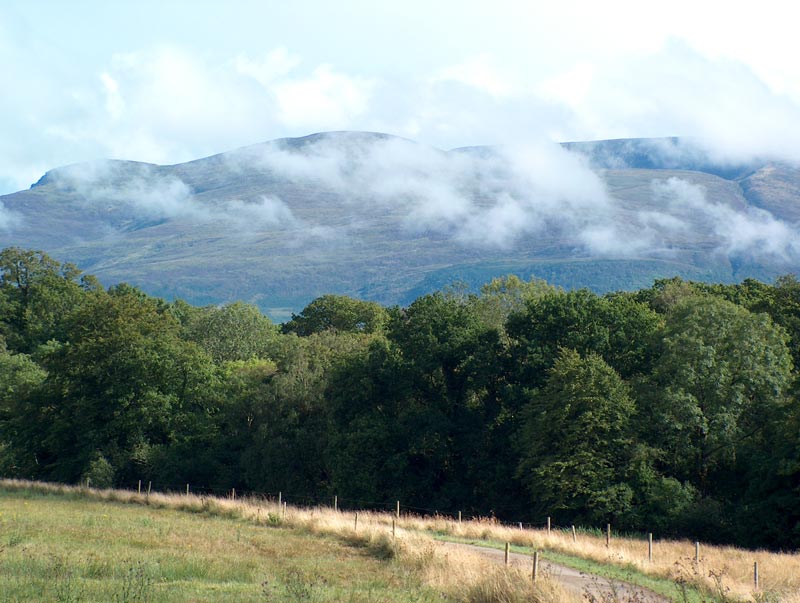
0, 485, 444, 602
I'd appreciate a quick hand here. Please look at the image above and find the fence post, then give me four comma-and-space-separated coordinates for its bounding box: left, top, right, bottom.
572, 525, 576, 542
138, 480, 141, 494
754, 561, 759, 590
186, 483, 189, 496
458, 511, 462, 523
334, 495, 338, 511
396, 500, 400, 519
606, 524, 611, 547
532, 551, 539, 582
282, 502, 287, 519
147, 481, 152, 496
546, 516, 551, 535
354, 512, 358, 531
648, 533, 653, 562
278, 491, 282, 508
695, 541, 700, 563
504, 542, 510, 565
392, 519, 396, 538
232, 488, 236, 500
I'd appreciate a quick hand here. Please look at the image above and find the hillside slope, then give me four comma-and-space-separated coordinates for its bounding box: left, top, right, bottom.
1, 132, 798, 318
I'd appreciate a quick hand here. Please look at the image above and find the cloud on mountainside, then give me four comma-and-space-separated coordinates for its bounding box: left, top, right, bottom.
228, 134, 620, 249
47, 161, 301, 230
25, 131, 800, 267
0, 202, 21, 231
227, 135, 800, 262
650, 177, 800, 261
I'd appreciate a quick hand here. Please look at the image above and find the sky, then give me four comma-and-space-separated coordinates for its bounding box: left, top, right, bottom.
3, 0, 800, 195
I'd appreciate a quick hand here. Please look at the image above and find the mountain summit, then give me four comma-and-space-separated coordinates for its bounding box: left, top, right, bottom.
2, 131, 798, 319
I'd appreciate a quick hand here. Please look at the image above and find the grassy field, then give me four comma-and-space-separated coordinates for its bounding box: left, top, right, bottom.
0, 481, 573, 603
0, 487, 445, 602
6, 479, 798, 602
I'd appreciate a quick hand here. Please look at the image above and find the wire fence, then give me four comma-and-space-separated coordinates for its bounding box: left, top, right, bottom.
117, 478, 619, 535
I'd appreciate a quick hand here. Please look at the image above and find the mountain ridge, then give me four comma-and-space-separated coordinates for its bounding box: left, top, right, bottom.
2, 131, 799, 320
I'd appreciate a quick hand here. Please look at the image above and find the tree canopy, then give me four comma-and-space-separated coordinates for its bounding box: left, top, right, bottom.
1, 248, 799, 548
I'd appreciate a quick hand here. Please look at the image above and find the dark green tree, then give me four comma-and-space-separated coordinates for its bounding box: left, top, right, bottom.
0, 343, 47, 475
178, 300, 278, 363
507, 289, 662, 389
283, 294, 389, 336
640, 296, 792, 494
0, 247, 100, 352
16, 287, 216, 483
516, 349, 638, 525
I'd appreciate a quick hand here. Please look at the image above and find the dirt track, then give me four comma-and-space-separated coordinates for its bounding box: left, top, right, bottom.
438, 541, 672, 602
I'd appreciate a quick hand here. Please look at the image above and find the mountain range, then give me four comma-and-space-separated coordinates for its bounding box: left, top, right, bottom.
1, 131, 799, 320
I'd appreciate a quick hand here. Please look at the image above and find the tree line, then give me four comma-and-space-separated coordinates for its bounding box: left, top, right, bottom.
1, 246, 799, 549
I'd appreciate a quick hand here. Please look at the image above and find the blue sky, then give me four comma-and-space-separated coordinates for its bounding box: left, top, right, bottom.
3, 0, 800, 194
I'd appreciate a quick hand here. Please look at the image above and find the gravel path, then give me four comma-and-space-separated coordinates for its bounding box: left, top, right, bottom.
438, 541, 673, 602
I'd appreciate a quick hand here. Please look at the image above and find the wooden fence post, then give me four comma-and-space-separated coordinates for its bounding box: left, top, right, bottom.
648, 533, 653, 562
334, 495, 338, 511
354, 512, 358, 531
572, 525, 576, 542
532, 551, 539, 583
392, 519, 396, 538
546, 516, 551, 535
504, 542, 510, 565
147, 481, 152, 495
186, 483, 189, 496
606, 524, 611, 547
137, 480, 141, 494
396, 500, 400, 519
754, 561, 759, 590
695, 542, 700, 563
458, 511, 462, 523
278, 491, 282, 508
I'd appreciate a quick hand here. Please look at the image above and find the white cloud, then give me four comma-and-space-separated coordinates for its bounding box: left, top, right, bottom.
0, 201, 21, 231
545, 40, 800, 162
100, 73, 124, 120
234, 48, 301, 88
650, 177, 800, 261
434, 54, 515, 98
272, 65, 374, 129
229, 134, 618, 248
46, 161, 299, 230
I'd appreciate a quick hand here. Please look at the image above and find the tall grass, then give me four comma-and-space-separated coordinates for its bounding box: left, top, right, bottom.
399, 515, 800, 602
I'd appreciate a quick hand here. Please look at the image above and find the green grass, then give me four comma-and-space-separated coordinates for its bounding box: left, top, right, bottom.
0, 488, 443, 603
429, 534, 720, 603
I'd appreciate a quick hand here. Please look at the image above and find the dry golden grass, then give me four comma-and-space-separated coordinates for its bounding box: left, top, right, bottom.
396, 515, 800, 602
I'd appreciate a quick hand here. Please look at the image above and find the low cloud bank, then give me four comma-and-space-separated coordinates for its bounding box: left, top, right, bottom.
229, 135, 800, 263
0, 201, 20, 231
46, 161, 301, 230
